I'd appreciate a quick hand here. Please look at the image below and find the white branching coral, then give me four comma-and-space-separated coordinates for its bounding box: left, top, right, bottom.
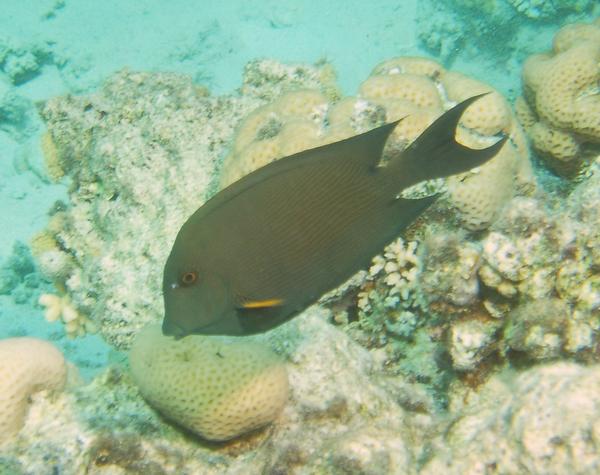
38, 293, 97, 338
352, 238, 425, 340
358, 238, 422, 312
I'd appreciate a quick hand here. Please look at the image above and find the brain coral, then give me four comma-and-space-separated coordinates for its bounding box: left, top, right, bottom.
129, 325, 289, 441
0, 337, 67, 445
518, 18, 600, 176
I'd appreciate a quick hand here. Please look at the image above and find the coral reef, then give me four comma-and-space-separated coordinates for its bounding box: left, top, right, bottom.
20, 44, 600, 473
4, 310, 600, 474
129, 325, 289, 441
517, 18, 600, 176
0, 337, 67, 445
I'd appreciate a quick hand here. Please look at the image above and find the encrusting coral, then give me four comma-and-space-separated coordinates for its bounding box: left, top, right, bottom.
517, 17, 600, 176
129, 325, 289, 441
0, 337, 67, 445
422, 362, 600, 475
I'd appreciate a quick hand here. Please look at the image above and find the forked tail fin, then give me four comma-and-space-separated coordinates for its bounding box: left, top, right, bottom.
385, 94, 508, 189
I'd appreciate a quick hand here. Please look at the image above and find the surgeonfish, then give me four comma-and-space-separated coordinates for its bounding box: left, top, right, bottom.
162, 94, 506, 337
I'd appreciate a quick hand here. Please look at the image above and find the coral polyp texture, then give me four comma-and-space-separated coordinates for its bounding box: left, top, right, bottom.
518, 17, 600, 176
0, 337, 67, 445
129, 325, 289, 441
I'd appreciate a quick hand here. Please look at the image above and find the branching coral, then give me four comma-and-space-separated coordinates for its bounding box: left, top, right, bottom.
38, 293, 96, 338
345, 238, 425, 348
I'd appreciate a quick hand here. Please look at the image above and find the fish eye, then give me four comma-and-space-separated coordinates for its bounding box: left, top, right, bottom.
180, 271, 198, 286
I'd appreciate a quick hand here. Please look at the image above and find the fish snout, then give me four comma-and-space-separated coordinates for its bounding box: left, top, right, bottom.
161, 318, 187, 339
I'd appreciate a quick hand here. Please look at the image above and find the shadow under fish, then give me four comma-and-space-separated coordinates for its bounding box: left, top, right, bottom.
162, 94, 507, 338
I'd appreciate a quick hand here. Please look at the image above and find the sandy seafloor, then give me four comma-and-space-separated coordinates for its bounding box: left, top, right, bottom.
0, 0, 595, 391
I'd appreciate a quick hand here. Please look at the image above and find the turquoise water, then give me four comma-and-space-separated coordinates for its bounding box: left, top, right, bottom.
1, 1, 599, 473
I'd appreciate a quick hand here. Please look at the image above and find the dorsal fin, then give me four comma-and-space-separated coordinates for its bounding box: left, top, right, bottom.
192, 120, 402, 223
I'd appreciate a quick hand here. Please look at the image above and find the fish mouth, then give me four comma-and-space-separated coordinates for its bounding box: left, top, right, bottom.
161, 319, 187, 339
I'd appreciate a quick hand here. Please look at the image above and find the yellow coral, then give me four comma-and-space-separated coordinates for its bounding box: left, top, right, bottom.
519, 19, 600, 176
535, 42, 600, 135
220, 136, 282, 189
371, 56, 443, 79
220, 89, 329, 189
274, 89, 328, 119
447, 144, 516, 230
442, 72, 512, 136
359, 74, 442, 110
363, 59, 533, 230
0, 337, 67, 445
553, 22, 600, 53
319, 122, 355, 145
327, 97, 361, 127
514, 96, 537, 130
129, 325, 288, 441
384, 102, 438, 145
278, 119, 321, 156
529, 122, 580, 164
232, 104, 278, 154
30, 230, 58, 257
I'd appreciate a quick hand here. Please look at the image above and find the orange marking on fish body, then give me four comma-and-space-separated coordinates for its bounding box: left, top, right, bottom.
241, 298, 284, 309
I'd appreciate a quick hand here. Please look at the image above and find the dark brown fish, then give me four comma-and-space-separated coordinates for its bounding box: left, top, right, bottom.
162, 95, 506, 337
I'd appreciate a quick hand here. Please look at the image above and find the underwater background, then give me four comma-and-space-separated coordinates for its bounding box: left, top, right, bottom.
1, 0, 599, 473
